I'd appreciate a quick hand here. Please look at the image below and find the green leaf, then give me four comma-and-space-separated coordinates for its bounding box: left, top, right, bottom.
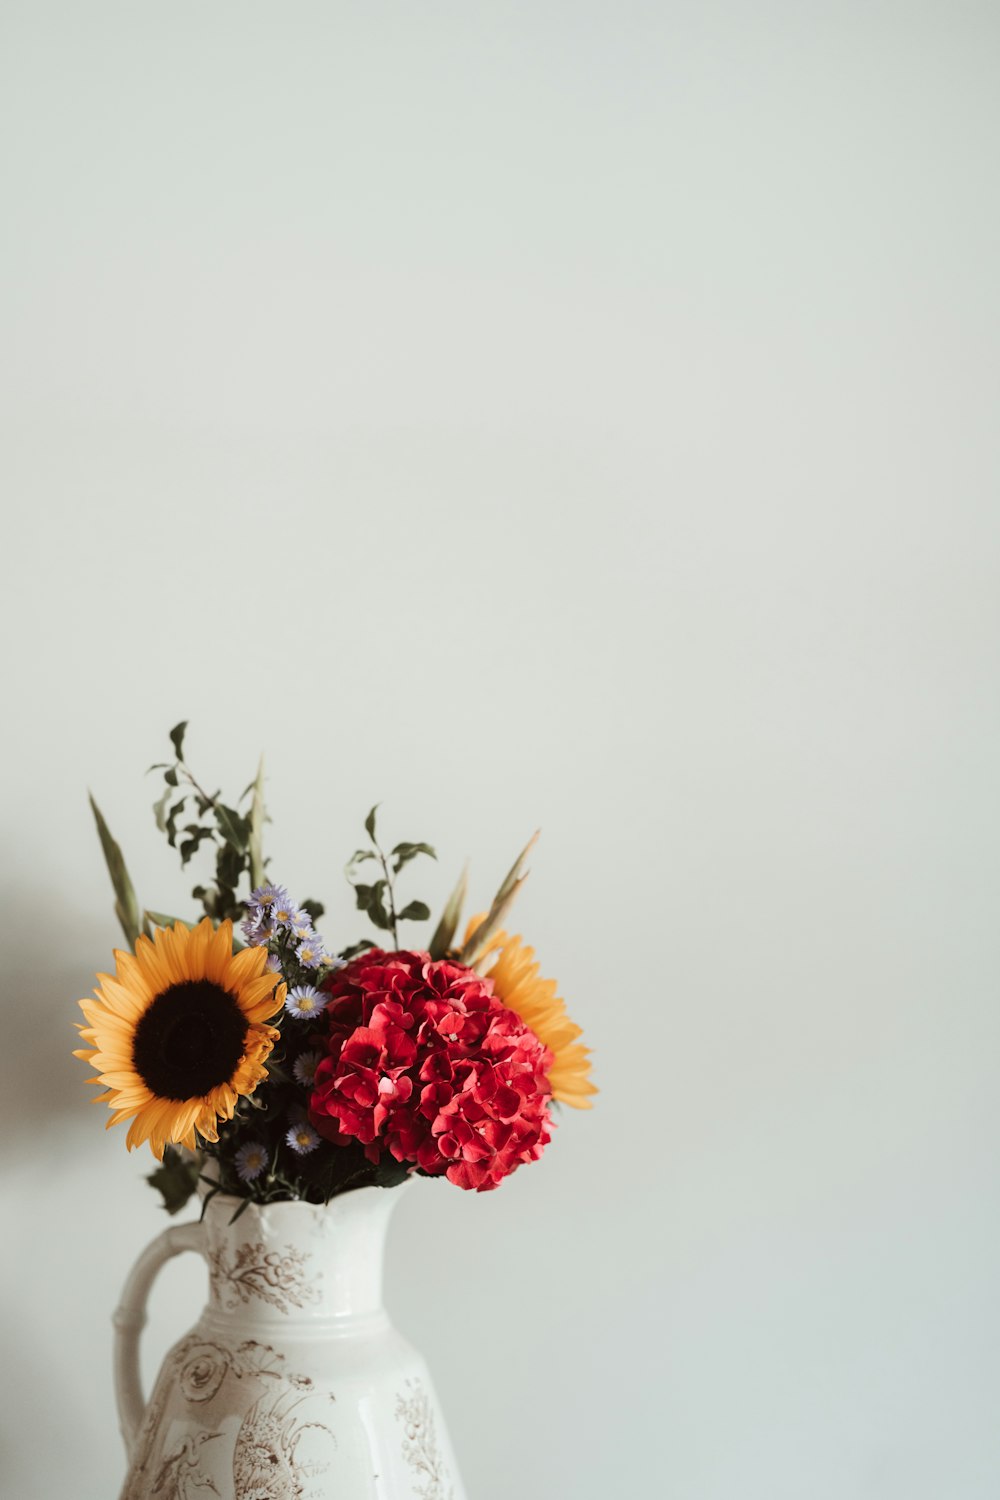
145, 910, 188, 931
355, 880, 392, 931
346, 848, 376, 869
339, 939, 376, 961
248, 754, 266, 890
299, 898, 325, 922
397, 899, 431, 922
169, 721, 188, 762
218, 841, 243, 890
364, 804, 379, 841
164, 766, 179, 788
89, 793, 143, 950
354, 882, 390, 927
152, 785, 171, 833
428, 864, 468, 959
180, 833, 208, 867
146, 1146, 200, 1215
372, 1154, 410, 1189
391, 841, 437, 873
214, 803, 249, 853
353, 882, 375, 911
164, 798, 187, 849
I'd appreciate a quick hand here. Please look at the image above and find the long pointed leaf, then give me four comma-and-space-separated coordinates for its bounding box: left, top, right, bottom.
494, 830, 539, 907
145, 910, 188, 932
459, 873, 529, 968
90, 793, 143, 949
458, 831, 538, 965
248, 754, 266, 889
428, 864, 469, 959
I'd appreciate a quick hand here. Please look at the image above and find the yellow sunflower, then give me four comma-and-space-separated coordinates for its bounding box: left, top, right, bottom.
74, 917, 285, 1159
467, 921, 596, 1109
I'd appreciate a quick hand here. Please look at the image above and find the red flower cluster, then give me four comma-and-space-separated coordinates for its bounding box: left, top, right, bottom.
308, 950, 554, 1191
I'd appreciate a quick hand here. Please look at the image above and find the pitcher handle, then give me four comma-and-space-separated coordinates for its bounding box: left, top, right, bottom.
112, 1221, 206, 1458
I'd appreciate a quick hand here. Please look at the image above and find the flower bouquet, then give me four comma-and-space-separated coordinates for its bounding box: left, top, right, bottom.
75, 723, 595, 1214
76, 726, 595, 1500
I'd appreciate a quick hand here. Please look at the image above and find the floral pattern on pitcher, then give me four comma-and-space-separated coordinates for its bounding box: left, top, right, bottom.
121, 1335, 335, 1500
396, 1378, 455, 1500
207, 1239, 321, 1314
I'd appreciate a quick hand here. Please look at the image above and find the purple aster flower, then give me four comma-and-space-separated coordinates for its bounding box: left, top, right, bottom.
250, 882, 289, 909
290, 911, 315, 940
271, 895, 297, 927
286, 1121, 320, 1155
235, 1141, 268, 1183
244, 916, 276, 948
285, 984, 326, 1020
296, 935, 326, 969
265, 952, 284, 974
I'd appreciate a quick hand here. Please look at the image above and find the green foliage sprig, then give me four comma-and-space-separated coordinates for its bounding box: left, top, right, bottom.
148, 721, 301, 926
345, 804, 436, 951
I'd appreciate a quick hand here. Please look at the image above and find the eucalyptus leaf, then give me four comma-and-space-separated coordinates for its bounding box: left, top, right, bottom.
367, 884, 392, 931
214, 803, 249, 853
397, 899, 431, 922
164, 798, 187, 849
169, 721, 188, 762
353, 882, 377, 912
391, 841, 437, 873
152, 785, 171, 833
217, 842, 243, 889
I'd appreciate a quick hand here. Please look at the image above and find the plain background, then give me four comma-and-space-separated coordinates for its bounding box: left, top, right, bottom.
2, 3, 999, 1497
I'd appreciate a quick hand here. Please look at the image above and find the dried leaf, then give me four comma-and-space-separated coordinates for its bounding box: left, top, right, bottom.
428, 864, 468, 959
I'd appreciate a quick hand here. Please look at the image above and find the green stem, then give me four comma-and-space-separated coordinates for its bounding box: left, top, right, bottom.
372, 837, 400, 948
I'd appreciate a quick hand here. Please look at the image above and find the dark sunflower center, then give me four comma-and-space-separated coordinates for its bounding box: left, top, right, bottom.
132, 980, 249, 1100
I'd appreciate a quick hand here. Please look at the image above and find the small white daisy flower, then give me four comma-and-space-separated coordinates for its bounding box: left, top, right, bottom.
292, 1050, 323, 1088
296, 936, 326, 969
286, 1121, 320, 1155
235, 1141, 268, 1183
285, 984, 326, 1020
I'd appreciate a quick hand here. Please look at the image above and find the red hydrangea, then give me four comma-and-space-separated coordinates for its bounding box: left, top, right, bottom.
308, 950, 554, 1191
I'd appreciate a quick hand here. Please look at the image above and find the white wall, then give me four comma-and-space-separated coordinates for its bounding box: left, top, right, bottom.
2, 3, 999, 1496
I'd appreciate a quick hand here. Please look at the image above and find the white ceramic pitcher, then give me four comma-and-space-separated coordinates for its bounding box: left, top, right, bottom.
113, 1185, 466, 1499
